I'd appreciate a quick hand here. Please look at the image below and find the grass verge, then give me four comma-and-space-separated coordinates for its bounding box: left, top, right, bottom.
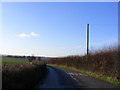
48, 64, 120, 87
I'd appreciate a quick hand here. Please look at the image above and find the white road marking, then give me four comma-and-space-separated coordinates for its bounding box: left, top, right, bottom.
68, 73, 80, 82
69, 74, 74, 78
69, 73, 74, 76
68, 72, 88, 77
68, 72, 87, 82
73, 77, 79, 82
75, 73, 78, 76
69, 73, 79, 82
79, 73, 88, 76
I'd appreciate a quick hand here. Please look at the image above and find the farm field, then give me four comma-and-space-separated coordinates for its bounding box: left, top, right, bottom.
2, 57, 28, 65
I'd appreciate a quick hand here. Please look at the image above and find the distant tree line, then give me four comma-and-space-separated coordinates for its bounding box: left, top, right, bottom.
6, 55, 26, 58
3, 55, 41, 61
2, 54, 51, 62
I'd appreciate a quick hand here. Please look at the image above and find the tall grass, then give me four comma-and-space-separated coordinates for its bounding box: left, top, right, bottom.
48, 45, 119, 80
3, 60, 47, 88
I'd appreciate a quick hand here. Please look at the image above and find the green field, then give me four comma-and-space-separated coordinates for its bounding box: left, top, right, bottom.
2, 57, 28, 65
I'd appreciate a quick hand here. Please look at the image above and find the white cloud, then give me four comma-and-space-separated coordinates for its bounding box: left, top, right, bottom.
19, 33, 30, 38
18, 32, 39, 38
30, 32, 39, 37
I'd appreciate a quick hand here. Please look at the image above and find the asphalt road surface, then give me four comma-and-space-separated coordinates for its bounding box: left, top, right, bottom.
36, 65, 118, 88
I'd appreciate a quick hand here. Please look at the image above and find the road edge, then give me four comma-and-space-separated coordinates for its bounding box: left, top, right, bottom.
47, 64, 120, 87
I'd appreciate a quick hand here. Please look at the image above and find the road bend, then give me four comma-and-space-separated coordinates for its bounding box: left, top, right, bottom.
35, 65, 118, 88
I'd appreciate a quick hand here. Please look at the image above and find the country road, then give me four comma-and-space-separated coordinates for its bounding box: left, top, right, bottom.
35, 65, 118, 88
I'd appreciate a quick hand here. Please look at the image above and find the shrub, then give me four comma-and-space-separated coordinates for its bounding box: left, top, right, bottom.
2, 61, 47, 88
48, 46, 119, 80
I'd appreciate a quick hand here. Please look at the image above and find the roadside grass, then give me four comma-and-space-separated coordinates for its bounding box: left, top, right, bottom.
48, 64, 120, 87
2, 57, 28, 65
